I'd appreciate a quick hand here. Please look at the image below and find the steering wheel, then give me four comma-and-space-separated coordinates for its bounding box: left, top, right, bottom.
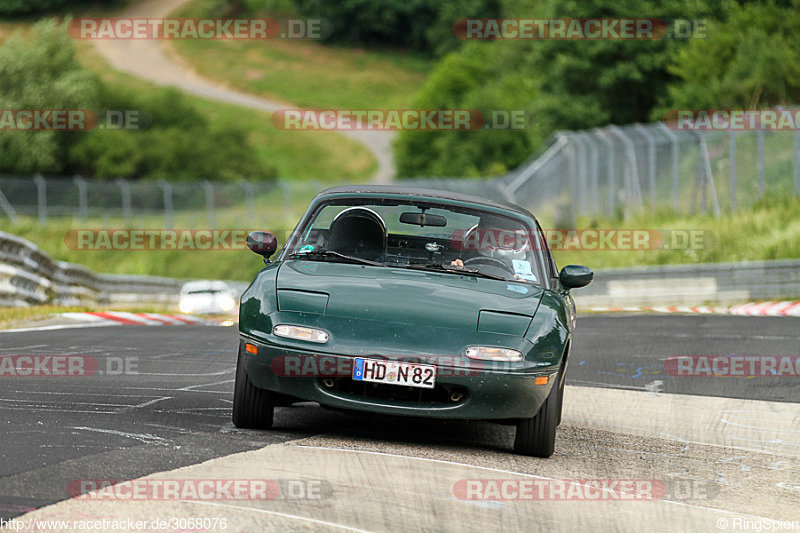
463, 256, 516, 277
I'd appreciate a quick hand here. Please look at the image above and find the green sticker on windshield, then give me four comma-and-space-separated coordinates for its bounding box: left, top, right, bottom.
298, 244, 315, 254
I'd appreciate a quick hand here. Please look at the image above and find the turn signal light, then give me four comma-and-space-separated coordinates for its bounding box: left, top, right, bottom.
245, 343, 257, 354
465, 346, 523, 362
534, 376, 549, 385
273, 325, 330, 343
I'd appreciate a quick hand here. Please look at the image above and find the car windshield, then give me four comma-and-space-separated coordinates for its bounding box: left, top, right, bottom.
283, 199, 547, 285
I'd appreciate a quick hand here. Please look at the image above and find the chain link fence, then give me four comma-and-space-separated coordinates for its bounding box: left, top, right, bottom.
0, 176, 326, 231
411, 120, 800, 224
1, 120, 799, 228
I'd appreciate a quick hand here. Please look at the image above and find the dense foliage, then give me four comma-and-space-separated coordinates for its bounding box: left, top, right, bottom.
0, 20, 275, 181
292, 0, 501, 56
395, 0, 800, 177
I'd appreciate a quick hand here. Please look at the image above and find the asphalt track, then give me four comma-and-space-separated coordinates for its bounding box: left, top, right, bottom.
1, 315, 798, 531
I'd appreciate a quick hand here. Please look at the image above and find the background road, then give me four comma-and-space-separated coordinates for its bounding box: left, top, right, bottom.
92, 0, 396, 183
1, 315, 798, 528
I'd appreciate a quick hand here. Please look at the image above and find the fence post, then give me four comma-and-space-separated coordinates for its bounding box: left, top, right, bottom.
556, 133, 578, 220
34, 175, 47, 226
158, 180, 173, 230
571, 133, 587, 214
0, 182, 19, 224
116, 178, 132, 227
608, 125, 642, 217
594, 128, 616, 218
757, 130, 765, 198
74, 175, 88, 223
657, 123, 680, 211
240, 181, 255, 228
728, 132, 737, 210
635, 124, 657, 208
794, 130, 799, 197
698, 133, 721, 218
201, 180, 215, 229
583, 133, 600, 216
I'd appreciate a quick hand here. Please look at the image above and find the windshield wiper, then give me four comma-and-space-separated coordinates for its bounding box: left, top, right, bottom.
288, 249, 384, 267
405, 262, 508, 281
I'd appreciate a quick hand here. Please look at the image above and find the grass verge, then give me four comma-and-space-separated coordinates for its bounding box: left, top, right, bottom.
170, 0, 431, 110
553, 194, 800, 270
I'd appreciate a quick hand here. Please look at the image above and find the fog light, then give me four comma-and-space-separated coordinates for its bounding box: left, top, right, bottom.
465, 346, 523, 362
273, 325, 329, 343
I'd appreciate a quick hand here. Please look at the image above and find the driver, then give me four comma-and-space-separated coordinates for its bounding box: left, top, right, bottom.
450, 214, 531, 279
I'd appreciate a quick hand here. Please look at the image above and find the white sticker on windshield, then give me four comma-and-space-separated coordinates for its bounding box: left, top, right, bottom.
512, 260, 537, 282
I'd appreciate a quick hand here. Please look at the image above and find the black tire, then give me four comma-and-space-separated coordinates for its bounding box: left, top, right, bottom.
514, 377, 561, 457
232, 346, 274, 429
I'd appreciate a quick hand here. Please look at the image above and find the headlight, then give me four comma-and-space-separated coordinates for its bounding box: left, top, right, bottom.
465, 346, 523, 362
273, 325, 329, 343
218, 294, 236, 311
179, 301, 193, 314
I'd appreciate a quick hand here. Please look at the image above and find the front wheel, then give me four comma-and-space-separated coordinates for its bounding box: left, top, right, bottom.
514, 378, 560, 457
232, 346, 274, 429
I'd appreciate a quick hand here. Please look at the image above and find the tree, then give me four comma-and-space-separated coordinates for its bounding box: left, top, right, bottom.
0, 19, 98, 174
655, 0, 800, 115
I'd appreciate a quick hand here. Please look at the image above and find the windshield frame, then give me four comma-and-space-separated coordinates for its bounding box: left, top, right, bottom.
278, 193, 552, 289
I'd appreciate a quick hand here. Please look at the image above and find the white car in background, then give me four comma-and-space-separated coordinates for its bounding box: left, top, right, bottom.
179, 280, 237, 315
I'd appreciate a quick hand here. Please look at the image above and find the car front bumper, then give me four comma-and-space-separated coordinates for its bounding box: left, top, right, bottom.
239, 336, 558, 420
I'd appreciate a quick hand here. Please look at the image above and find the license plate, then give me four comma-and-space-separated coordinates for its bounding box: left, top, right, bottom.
352, 358, 436, 389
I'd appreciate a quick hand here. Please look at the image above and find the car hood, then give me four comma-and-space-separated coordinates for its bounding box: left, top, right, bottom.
276, 260, 543, 335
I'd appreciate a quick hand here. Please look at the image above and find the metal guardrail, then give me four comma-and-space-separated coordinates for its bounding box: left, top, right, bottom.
3, 227, 798, 310
0, 231, 185, 307
573, 258, 800, 308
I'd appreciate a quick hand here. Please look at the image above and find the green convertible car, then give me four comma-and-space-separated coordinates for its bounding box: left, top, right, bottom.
233, 186, 592, 457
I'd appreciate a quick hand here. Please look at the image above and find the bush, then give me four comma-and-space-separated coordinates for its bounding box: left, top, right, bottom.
395, 0, 725, 177
0, 19, 97, 174
68, 86, 276, 181
0, 0, 70, 16
654, 0, 800, 115
292, 0, 500, 55
0, 20, 276, 181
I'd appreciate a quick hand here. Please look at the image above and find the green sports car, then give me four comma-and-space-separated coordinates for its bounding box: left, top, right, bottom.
233, 186, 592, 457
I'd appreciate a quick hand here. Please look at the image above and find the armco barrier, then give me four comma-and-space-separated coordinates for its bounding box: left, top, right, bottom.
0, 231, 184, 307
3, 230, 798, 309
573, 258, 800, 308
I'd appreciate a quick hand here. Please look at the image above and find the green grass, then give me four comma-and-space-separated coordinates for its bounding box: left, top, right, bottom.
3, 193, 799, 282
170, 0, 431, 110
76, 41, 375, 182
552, 194, 800, 270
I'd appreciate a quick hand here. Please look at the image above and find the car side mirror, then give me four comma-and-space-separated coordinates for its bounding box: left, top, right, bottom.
559, 265, 593, 289
247, 231, 278, 261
